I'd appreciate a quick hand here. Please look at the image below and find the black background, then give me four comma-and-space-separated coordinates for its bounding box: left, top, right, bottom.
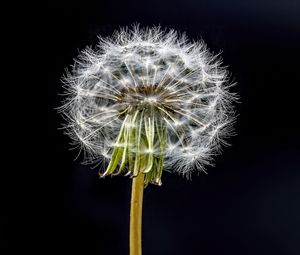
7, 0, 300, 254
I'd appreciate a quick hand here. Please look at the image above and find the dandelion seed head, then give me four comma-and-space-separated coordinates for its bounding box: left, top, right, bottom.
60, 25, 237, 184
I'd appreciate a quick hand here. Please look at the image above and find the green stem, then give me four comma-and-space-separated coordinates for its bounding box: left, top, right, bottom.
130, 172, 145, 255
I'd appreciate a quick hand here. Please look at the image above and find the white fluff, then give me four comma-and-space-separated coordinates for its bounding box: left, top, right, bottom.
59, 25, 237, 180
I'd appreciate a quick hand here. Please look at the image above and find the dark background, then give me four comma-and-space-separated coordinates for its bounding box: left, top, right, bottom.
7, 0, 300, 254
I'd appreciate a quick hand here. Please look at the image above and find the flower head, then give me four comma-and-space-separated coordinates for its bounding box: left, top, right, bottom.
60, 25, 237, 185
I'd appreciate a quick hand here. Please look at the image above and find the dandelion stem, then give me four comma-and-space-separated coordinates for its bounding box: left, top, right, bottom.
130, 171, 145, 255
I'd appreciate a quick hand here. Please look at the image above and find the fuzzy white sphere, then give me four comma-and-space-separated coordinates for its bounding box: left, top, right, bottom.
60, 25, 237, 184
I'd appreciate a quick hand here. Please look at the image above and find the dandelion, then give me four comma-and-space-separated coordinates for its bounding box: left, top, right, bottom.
59, 25, 237, 255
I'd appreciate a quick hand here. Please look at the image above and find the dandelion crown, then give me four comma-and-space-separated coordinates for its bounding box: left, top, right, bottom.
60, 25, 236, 185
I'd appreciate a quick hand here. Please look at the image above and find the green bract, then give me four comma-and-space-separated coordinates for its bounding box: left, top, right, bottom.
102, 107, 167, 185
